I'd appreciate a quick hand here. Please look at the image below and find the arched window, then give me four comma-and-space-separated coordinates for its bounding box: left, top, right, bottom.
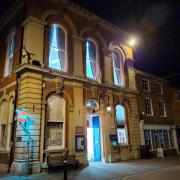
116, 105, 128, 144
49, 24, 67, 71
4, 32, 15, 77
86, 99, 99, 111
85, 40, 98, 80
0, 100, 8, 149
46, 95, 65, 150
112, 51, 124, 86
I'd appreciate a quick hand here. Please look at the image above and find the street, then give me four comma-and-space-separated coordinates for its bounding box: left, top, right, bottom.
1, 156, 180, 180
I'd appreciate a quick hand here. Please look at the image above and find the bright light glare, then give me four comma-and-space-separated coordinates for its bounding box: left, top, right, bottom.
128, 37, 137, 47
107, 106, 112, 112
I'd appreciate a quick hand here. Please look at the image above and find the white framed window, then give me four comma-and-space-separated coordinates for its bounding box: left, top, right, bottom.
158, 100, 166, 117
46, 95, 65, 150
144, 129, 174, 150
142, 79, 150, 91
85, 39, 99, 80
112, 51, 124, 86
156, 82, 163, 94
116, 105, 128, 144
144, 97, 153, 116
4, 32, 15, 77
49, 24, 67, 71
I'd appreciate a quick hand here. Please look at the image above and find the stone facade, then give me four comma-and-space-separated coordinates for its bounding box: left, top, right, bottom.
0, 0, 141, 175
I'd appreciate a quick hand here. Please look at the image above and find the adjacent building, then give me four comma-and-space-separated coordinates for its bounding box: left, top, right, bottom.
135, 69, 179, 157
0, 0, 141, 175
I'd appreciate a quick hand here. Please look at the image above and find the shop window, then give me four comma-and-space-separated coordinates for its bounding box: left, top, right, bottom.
46, 95, 65, 150
85, 40, 98, 80
142, 79, 150, 91
144, 129, 174, 150
158, 100, 166, 117
144, 97, 153, 115
116, 105, 128, 144
4, 32, 15, 77
112, 51, 124, 86
49, 24, 67, 71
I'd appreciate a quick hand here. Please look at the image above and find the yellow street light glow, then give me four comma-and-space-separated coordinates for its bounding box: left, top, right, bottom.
128, 37, 137, 47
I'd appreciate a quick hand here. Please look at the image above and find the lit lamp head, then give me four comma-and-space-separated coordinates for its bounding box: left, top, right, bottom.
128, 36, 138, 47
107, 105, 112, 112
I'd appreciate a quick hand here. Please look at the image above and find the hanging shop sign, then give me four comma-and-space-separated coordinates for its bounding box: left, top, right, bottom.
17, 111, 27, 123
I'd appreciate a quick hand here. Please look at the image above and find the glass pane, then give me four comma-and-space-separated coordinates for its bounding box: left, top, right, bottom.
117, 128, 127, 143
163, 130, 170, 149
47, 122, 63, 147
116, 105, 125, 124
49, 24, 66, 71
85, 40, 97, 79
144, 130, 152, 150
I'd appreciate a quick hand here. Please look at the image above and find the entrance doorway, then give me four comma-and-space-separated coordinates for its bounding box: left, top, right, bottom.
87, 114, 101, 162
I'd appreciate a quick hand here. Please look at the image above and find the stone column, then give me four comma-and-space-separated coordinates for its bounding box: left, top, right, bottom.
140, 120, 145, 145
103, 50, 113, 85
22, 17, 45, 66
72, 35, 84, 78
126, 58, 136, 90
10, 72, 43, 175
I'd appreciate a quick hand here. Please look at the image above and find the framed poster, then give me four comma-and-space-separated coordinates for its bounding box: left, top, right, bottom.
75, 135, 85, 152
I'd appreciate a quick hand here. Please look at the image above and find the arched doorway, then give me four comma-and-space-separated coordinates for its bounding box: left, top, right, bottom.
86, 99, 102, 162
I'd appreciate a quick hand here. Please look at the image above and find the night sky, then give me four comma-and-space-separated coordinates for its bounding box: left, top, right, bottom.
0, 0, 180, 87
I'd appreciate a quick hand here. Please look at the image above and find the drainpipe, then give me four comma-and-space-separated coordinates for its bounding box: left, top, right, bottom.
8, 0, 27, 173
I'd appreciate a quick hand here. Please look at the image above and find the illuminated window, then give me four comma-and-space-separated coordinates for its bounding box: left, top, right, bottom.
85, 40, 98, 80
116, 105, 128, 144
4, 32, 15, 77
112, 51, 124, 86
46, 95, 65, 150
144, 129, 174, 150
49, 24, 67, 71
158, 100, 166, 117
144, 97, 153, 115
142, 79, 150, 91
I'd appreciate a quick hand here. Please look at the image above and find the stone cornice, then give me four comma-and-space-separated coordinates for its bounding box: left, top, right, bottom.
15, 63, 139, 95
67, 1, 129, 38
0, 0, 24, 32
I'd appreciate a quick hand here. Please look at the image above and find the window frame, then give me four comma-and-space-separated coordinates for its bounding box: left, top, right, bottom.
142, 79, 150, 91
4, 32, 15, 78
158, 100, 166, 117
112, 50, 125, 87
45, 95, 66, 150
156, 82, 163, 94
48, 23, 68, 72
144, 97, 153, 116
115, 104, 128, 145
84, 38, 99, 81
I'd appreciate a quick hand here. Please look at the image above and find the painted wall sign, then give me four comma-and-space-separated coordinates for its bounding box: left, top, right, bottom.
17, 111, 27, 123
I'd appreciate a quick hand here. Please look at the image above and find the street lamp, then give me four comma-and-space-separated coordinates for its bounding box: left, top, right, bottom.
128, 37, 137, 47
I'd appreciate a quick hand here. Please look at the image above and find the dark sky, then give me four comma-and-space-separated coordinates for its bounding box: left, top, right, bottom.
1, 0, 180, 87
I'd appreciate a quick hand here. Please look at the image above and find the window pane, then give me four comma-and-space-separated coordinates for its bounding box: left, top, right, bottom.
116, 105, 125, 124
163, 130, 170, 149
85, 40, 97, 79
144, 130, 152, 150
117, 128, 127, 144
113, 51, 122, 85
49, 24, 66, 71
5, 33, 15, 77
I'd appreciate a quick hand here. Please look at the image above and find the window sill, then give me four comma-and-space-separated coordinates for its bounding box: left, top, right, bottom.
119, 144, 131, 148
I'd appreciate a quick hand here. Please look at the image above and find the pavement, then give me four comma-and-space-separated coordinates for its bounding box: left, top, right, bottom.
1, 156, 180, 180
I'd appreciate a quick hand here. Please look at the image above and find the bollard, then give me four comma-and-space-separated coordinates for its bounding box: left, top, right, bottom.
64, 160, 67, 180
